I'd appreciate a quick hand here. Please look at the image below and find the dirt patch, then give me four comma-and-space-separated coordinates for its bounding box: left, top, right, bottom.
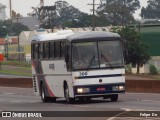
0, 78, 33, 88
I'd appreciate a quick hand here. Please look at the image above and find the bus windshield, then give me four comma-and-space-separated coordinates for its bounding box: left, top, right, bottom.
72, 40, 124, 70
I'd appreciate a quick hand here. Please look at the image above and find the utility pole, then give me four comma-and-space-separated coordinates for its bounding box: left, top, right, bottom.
92, 0, 95, 31
88, 0, 99, 31
9, 0, 12, 19
40, 0, 45, 24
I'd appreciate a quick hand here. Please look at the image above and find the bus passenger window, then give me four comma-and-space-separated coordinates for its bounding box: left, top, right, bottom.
35, 44, 39, 59
31, 44, 35, 59
49, 42, 54, 59
39, 43, 43, 59
60, 41, 66, 58
54, 42, 60, 59
44, 43, 49, 59
65, 45, 71, 70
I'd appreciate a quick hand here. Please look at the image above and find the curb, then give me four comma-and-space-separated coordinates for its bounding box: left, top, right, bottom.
0, 77, 160, 93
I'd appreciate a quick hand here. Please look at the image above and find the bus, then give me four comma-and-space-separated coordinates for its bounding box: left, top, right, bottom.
31, 30, 125, 103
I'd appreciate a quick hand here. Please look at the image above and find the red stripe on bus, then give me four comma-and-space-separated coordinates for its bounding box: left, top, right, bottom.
45, 79, 55, 97
32, 62, 35, 69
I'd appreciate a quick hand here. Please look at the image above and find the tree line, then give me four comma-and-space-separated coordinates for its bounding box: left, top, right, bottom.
30, 0, 160, 28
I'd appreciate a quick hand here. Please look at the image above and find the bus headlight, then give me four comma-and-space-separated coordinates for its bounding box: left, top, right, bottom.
119, 86, 125, 91
112, 86, 125, 91
77, 88, 90, 93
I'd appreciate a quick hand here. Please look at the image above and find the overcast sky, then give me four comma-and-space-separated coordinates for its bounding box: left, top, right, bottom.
0, 0, 148, 19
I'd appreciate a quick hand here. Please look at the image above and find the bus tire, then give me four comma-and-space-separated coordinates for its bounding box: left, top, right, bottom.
110, 94, 118, 102
64, 84, 74, 104
41, 83, 50, 103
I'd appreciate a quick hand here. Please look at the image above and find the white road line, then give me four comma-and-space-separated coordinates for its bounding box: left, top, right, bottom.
10, 101, 22, 103
126, 92, 160, 95
107, 111, 128, 120
3, 93, 14, 95
141, 100, 160, 103
121, 108, 131, 111
74, 105, 89, 108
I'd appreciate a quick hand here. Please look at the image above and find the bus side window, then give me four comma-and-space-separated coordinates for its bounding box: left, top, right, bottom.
39, 43, 43, 59
49, 42, 54, 59
60, 41, 66, 59
65, 44, 71, 70
54, 42, 60, 59
34, 43, 39, 60
43, 42, 49, 59
31, 44, 34, 60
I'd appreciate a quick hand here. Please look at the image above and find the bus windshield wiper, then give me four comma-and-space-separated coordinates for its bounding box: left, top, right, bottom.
87, 55, 95, 69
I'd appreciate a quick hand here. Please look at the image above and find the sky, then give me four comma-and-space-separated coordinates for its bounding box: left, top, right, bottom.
0, 0, 148, 19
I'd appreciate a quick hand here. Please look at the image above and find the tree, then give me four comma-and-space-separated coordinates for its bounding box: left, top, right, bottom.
53, 1, 97, 28
0, 26, 7, 38
0, 20, 29, 36
31, 1, 108, 29
111, 26, 150, 73
97, 0, 140, 26
141, 0, 160, 19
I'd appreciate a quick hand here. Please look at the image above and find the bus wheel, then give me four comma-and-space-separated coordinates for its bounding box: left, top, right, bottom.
64, 84, 74, 104
41, 83, 50, 103
110, 94, 118, 102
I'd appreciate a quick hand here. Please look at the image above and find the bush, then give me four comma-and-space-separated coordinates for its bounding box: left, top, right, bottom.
149, 64, 158, 75
125, 64, 132, 74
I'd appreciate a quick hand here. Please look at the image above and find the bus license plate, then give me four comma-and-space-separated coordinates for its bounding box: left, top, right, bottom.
97, 88, 106, 91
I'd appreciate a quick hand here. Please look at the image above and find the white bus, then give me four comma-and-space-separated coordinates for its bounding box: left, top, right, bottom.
31, 30, 125, 103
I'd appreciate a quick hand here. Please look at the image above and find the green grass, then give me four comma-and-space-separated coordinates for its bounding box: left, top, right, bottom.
1, 61, 31, 67
0, 61, 32, 76
0, 69, 32, 77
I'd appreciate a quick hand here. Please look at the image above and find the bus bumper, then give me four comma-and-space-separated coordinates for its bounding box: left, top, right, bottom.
73, 83, 125, 98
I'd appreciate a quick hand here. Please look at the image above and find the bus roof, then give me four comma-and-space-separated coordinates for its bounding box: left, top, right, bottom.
31, 30, 74, 42
67, 31, 121, 41
31, 30, 121, 42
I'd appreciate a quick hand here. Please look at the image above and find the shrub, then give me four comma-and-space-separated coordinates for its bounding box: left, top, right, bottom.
125, 64, 132, 74
149, 64, 158, 75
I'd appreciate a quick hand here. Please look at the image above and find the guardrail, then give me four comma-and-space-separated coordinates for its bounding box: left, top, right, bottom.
0, 77, 160, 93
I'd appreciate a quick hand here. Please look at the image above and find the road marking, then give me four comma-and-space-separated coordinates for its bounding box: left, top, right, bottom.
126, 92, 160, 95
141, 100, 160, 103
10, 100, 22, 103
3, 93, 14, 95
121, 108, 131, 111
107, 111, 128, 120
74, 105, 89, 108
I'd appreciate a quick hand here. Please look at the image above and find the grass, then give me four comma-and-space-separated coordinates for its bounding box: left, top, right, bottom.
0, 61, 32, 77
0, 69, 32, 77
1, 61, 31, 67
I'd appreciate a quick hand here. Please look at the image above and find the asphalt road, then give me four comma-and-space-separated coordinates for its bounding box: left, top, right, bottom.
0, 87, 160, 120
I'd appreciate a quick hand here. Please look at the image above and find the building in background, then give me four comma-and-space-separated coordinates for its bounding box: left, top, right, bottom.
0, 3, 6, 21
12, 17, 40, 30
131, 24, 160, 73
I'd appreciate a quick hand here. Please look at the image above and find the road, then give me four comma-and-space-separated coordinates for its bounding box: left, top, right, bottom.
0, 87, 160, 120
